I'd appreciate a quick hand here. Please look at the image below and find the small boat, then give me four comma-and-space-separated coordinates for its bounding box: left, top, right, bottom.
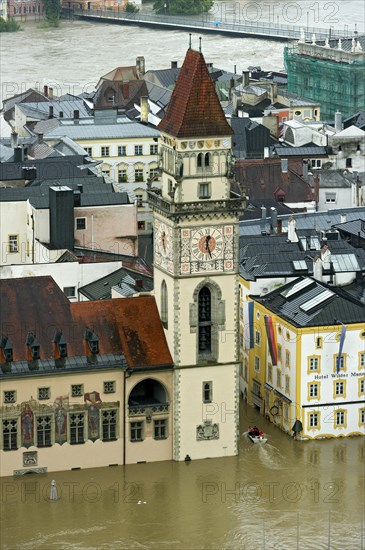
247, 427, 267, 444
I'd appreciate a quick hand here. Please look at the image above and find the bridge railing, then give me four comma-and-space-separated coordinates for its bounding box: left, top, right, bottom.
74, 9, 347, 40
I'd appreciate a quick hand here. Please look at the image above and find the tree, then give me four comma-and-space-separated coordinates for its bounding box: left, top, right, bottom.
153, 0, 213, 16
43, 0, 61, 24
125, 2, 139, 13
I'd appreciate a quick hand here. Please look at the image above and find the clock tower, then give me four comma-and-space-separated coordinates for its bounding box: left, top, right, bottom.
148, 48, 245, 460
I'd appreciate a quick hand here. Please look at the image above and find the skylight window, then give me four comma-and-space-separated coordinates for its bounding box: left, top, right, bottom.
280, 278, 314, 299
331, 254, 359, 272
300, 289, 335, 313
292, 260, 307, 271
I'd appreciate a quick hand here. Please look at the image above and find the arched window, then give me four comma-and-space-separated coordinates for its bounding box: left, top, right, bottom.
205, 153, 210, 167
161, 280, 168, 329
198, 287, 211, 353
197, 153, 203, 168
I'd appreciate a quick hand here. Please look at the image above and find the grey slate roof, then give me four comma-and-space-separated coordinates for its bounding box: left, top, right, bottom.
316, 170, 356, 189
272, 145, 328, 157
0, 176, 129, 208
79, 267, 153, 300
18, 99, 90, 119
45, 119, 160, 140
239, 207, 365, 236
333, 219, 365, 239
254, 276, 365, 327
239, 233, 365, 280
144, 67, 180, 89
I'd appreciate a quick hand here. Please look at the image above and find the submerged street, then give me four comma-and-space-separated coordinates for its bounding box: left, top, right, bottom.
1, 404, 364, 549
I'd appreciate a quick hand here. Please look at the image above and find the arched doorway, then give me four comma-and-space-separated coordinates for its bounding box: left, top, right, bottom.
128, 379, 169, 414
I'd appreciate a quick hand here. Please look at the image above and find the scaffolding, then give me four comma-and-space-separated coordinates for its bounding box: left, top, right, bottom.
284, 44, 365, 121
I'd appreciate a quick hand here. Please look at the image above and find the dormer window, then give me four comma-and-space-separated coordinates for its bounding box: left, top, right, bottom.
0, 336, 13, 363
85, 328, 99, 354
53, 330, 67, 358
26, 332, 40, 360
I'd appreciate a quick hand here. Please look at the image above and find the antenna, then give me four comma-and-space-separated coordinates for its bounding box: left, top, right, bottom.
189, 33, 192, 48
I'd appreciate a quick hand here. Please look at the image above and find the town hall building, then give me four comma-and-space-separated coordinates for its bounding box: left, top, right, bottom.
0, 47, 245, 475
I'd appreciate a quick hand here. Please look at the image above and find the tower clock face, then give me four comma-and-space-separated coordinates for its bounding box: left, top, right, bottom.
180, 225, 234, 274
157, 222, 171, 256
191, 227, 224, 261
155, 220, 173, 272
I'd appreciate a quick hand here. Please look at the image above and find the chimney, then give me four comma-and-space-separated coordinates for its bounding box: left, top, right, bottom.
229, 77, 235, 100
287, 216, 299, 243
140, 96, 149, 124
135, 279, 143, 290
270, 83, 278, 103
321, 244, 331, 270
206, 62, 213, 73
335, 111, 342, 133
14, 147, 23, 163
77, 183, 83, 194
270, 207, 278, 234
313, 255, 323, 282
73, 110, 79, 120
242, 71, 249, 87
48, 87, 54, 99
11, 131, 18, 149
49, 186, 74, 250
302, 159, 309, 181
340, 213, 347, 224
314, 174, 320, 209
171, 61, 178, 69
38, 133, 44, 143
277, 219, 282, 234
261, 205, 266, 219
49, 105, 54, 119
23, 166, 37, 181
136, 56, 145, 77
264, 147, 269, 159
281, 159, 288, 173
43, 85, 48, 97
73, 190, 81, 207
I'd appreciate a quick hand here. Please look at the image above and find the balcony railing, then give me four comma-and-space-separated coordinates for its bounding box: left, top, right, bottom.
147, 189, 245, 218
128, 403, 169, 416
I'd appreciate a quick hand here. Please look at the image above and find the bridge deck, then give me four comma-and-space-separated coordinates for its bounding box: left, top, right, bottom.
73, 10, 349, 42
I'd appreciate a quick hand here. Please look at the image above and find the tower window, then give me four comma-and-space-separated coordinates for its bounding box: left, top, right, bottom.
197, 153, 203, 168
198, 287, 212, 354
161, 280, 168, 329
202, 381, 213, 403
198, 182, 211, 199
205, 153, 210, 167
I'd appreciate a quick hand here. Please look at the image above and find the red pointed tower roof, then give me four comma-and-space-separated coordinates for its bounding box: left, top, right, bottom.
158, 49, 233, 138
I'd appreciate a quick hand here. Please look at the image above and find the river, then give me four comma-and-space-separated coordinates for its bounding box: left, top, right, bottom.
0, 0, 364, 106
1, 2, 365, 547
1, 403, 364, 549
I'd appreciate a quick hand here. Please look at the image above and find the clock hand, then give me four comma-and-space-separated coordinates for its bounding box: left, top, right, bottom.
205, 235, 212, 258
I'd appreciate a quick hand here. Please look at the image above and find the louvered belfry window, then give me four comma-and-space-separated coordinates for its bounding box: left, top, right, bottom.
198, 287, 212, 353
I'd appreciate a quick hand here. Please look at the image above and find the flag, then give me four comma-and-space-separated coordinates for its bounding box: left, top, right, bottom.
243, 301, 254, 350
336, 324, 347, 374
264, 315, 278, 366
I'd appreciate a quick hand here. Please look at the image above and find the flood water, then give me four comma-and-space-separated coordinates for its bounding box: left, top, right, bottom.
0, 0, 364, 106
1, 1, 365, 547
1, 403, 364, 549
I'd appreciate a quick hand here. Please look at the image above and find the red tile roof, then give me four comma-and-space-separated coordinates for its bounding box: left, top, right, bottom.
158, 48, 233, 138
0, 276, 172, 369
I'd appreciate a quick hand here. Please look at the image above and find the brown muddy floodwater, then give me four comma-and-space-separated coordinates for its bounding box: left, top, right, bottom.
1, 404, 364, 549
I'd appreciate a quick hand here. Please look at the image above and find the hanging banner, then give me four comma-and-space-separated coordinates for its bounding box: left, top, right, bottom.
264, 315, 278, 366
